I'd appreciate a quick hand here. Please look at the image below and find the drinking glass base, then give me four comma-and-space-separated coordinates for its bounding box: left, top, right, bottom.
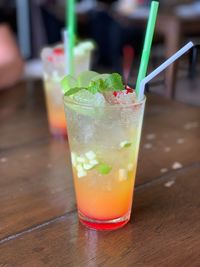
78, 211, 130, 231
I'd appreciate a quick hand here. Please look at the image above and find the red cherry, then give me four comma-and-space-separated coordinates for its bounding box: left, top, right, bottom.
125, 85, 133, 94
53, 48, 64, 55
126, 88, 133, 94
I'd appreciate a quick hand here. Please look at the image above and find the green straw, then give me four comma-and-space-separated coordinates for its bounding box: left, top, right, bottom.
67, 0, 76, 75
135, 1, 159, 96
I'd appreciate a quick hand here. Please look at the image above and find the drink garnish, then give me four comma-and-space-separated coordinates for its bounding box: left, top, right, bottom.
53, 47, 64, 55
97, 163, 112, 175
120, 141, 132, 148
113, 86, 133, 97
71, 152, 112, 176
61, 75, 77, 94
71, 151, 99, 176
77, 71, 99, 87
61, 71, 124, 97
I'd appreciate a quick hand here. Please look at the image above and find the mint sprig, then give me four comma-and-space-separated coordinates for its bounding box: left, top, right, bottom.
62, 71, 124, 97
77, 71, 99, 87
64, 87, 83, 96
61, 75, 77, 94
89, 73, 124, 94
89, 79, 106, 94
104, 73, 124, 92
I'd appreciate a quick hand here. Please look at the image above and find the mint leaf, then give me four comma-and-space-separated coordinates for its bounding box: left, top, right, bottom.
105, 73, 124, 91
77, 71, 99, 87
91, 74, 110, 82
87, 73, 124, 94
62, 72, 124, 97
64, 87, 85, 96
97, 163, 112, 175
61, 75, 77, 94
88, 79, 107, 94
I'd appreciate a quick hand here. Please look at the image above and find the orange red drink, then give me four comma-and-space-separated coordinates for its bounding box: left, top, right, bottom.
64, 84, 145, 230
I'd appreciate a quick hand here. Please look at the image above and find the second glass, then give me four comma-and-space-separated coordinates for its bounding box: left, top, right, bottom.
41, 42, 94, 138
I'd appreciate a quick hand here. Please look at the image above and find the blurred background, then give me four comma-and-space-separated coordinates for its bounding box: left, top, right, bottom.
0, 0, 200, 104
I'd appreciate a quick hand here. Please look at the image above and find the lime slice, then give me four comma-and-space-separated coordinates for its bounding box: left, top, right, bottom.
97, 163, 112, 175
120, 141, 132, 148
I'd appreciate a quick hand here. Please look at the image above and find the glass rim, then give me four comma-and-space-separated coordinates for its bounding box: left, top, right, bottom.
63, 94, 146, 109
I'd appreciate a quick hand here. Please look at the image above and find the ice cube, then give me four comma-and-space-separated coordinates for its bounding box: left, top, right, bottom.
77, 169, 87, 178
41, 48, 52, 60
119, 169, 128, 181
83, 163, 94, 170
89, 159, 99, 166
76, 156, 87, 163
73, 89, 105, 106
71, 152, 77, 167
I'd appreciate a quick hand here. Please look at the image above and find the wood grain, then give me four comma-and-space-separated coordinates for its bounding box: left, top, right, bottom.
0, 81, 200, 266
0, 82, 200, 240
0, 166, 200, 267
0, 81, 49, 150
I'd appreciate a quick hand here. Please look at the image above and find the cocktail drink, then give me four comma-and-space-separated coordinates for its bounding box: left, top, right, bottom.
41, 41, 94, 138
63, 71, 145, 230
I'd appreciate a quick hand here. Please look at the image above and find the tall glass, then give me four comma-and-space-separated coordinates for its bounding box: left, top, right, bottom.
64, 95, 146, 230
41, 42, 94, 138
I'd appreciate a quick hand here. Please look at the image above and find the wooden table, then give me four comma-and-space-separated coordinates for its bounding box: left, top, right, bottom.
0, 82, 200, 266
120, 11, 200, 99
